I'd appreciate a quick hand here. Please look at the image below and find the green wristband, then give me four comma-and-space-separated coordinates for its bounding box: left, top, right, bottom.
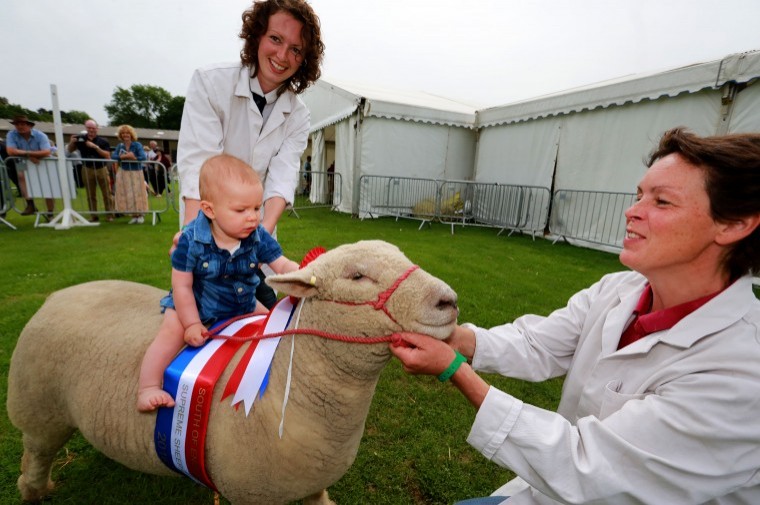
438, 351, 467, 382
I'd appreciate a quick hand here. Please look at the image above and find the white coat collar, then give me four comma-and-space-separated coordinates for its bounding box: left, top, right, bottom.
611, 275, 757, 355
233, 64, 293, 140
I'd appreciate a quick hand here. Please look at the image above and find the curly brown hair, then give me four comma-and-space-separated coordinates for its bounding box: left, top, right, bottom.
239, 0, 324, 95
648, 127, 760, 278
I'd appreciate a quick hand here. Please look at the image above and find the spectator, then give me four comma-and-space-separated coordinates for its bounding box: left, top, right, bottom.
145, 141, 169, 197
0, 138, 13, 218
66, 144, 84, 189
153, 146, 172, 197
177, 0, 324, 309
5, 115, 54, 218
302, 154, 311, 195
68, 119, 113, 222
326, 160, 335, 202
391, 128, 760, 504
0, 138, 19, 195
111, 125, 148, 224
144, 140, 160, 195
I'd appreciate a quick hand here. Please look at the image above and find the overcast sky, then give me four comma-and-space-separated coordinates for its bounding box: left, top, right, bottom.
2, 0, 759, 126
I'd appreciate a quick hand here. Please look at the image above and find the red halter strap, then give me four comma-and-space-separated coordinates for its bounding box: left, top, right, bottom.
205, 264, 420, 342
330, 265, 419, 325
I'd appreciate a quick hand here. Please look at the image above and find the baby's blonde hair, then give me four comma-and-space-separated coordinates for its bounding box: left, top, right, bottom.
199, 154, 261, 202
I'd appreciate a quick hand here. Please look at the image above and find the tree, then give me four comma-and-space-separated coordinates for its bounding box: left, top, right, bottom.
61, 110, 91, 124
156, 95, 185, 130
0, 97, 93, 124
105, 84, 179, 129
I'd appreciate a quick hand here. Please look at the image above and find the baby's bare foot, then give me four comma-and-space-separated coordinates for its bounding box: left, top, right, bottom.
137, 387, 175, 412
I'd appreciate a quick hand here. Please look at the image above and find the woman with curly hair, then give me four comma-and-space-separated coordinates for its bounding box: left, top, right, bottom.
177, 0, 324, 308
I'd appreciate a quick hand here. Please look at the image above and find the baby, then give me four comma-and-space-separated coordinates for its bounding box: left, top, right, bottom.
137, 154, 299, 412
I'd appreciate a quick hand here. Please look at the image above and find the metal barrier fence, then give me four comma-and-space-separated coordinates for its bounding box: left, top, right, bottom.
289, 170, 341, 217
6, 156, 172, 226
0, 158, 16, 230
359, 175, 439, 226
549, 189, 636, 249
438, 181, 551, 237
358, 175, 551, 236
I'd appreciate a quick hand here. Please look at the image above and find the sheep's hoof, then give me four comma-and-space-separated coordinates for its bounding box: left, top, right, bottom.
17, 474, 54, 503
303, 489, 336, 505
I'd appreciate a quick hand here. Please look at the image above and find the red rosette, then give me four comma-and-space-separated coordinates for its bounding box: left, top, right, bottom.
289, 246, 327, 304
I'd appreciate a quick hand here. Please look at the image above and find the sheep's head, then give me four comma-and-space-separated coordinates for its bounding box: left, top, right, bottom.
266, 241, 458, 341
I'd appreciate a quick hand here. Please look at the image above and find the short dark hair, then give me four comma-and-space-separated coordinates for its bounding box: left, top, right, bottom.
239, 0, 324, 95
648, 127, 760, 278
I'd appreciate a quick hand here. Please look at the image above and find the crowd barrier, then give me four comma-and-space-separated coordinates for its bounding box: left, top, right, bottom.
0, 158, 16, 230
289, 170, 341, 218
5, 156, 172, 227
549, 189, 636, 249
358, 175, 551, 236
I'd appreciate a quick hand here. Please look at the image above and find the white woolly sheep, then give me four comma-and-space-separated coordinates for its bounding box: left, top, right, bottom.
7, 240, 458, 504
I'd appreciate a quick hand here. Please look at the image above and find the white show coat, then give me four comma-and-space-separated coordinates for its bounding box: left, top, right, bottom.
177, 61, 310, 206
466, 271, 760, 504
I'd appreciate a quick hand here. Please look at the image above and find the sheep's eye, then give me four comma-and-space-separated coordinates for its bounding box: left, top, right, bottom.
351, 272, 364, 280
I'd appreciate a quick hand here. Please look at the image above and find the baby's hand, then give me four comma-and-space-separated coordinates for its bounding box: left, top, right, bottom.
184, 322, 207, 346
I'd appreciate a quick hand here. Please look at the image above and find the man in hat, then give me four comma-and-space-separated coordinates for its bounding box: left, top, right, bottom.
5, 115, 54, 217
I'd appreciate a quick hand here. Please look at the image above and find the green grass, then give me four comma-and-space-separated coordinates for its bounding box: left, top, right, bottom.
1, 205, 626, 504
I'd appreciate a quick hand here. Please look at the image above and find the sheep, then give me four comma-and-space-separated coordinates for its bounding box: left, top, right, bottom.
7, 240, 458, 504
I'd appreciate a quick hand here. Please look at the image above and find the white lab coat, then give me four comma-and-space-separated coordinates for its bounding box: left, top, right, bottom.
466, 271, 760, 504
177, 61, 310, 206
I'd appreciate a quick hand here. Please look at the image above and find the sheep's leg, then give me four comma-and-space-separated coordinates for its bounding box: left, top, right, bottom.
303, 489, 336, 505
17, 428, 74, 502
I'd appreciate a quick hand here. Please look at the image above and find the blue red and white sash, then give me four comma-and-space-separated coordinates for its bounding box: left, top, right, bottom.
154, 298, 298, 489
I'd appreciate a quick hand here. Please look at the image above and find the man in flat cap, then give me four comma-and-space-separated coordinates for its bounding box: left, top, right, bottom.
5, 115, 54, 217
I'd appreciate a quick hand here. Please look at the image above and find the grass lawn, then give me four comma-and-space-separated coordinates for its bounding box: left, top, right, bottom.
1, 204, 627, 504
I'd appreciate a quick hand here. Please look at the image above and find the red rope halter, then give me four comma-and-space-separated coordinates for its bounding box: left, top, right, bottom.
204, 264, 419, 346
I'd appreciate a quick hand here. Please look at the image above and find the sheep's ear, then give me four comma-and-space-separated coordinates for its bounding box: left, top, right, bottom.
266, 269, 319, 298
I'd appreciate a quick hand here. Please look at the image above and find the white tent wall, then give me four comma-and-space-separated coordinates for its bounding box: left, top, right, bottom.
553, 90, 721, 193
728, 81, 760, 133
442, 127, 477, 181
359, 118, 475, 180
302, 79, 478, 215
335, 116, 355, 214
547, 90, 720, 248
474, 120, 560, 187
308, 129, 326, 201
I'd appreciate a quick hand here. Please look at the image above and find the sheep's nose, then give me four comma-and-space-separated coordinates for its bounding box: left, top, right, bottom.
436, 295, 458, 311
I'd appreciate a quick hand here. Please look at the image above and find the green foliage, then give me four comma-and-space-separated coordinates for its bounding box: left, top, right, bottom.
0, 96, 92, 124
105, 84, 182, 129
0, 207, 625, 504
157, 95, 186, 130
61, 110, 91, 124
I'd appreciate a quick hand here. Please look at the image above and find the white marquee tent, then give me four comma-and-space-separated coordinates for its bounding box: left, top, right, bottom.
301, 50, 759, 235
301, 79, 478, 214
475, 50, 760, 192
472, 49, 760, 248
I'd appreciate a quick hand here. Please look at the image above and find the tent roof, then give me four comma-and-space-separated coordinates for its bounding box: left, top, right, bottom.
302, 79, 478, 131
477, 50, 760, 127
